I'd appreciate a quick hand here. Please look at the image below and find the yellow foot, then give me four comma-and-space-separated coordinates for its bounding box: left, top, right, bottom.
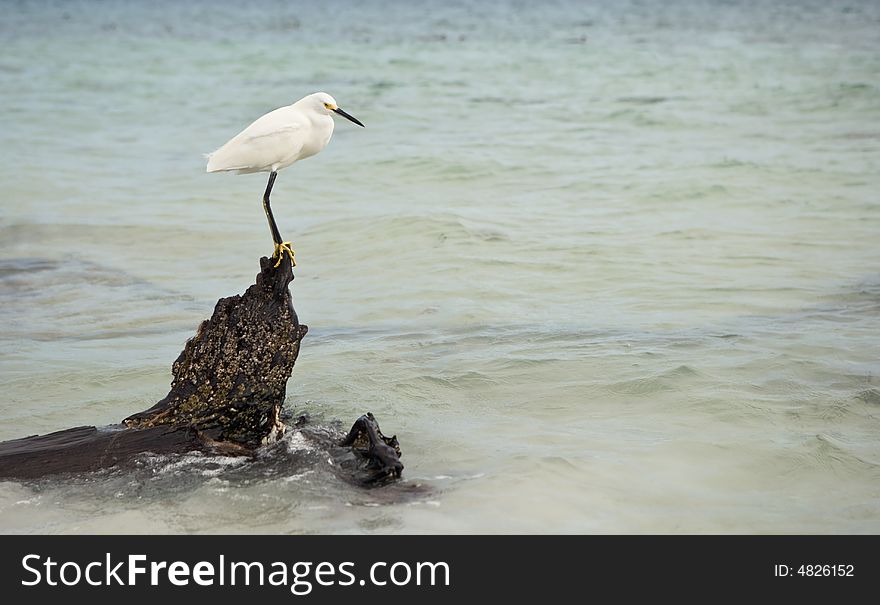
272, 241, 296, 268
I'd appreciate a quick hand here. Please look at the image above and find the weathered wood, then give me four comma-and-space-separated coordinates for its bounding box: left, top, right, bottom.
0, 254, 403, 483
124, 255, 305, 447
339, 413, 404, 482
0, 425, 204, 478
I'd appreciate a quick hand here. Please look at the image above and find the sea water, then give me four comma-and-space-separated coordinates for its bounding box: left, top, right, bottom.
1, 0, 879, 533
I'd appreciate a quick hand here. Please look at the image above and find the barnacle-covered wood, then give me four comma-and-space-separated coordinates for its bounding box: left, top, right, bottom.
124, 255, 307, 447
0, 254, 404, 484
0, 255, 306, 479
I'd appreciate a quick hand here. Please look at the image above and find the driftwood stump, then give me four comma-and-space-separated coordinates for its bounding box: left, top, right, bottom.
124, 256, 305, 448
0, 255, 403, 483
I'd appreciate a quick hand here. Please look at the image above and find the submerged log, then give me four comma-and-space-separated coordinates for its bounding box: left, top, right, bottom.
340, 413, 404, 478
0, 255, 403, 483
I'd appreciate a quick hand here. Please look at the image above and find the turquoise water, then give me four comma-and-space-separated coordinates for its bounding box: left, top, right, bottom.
1, 0, 879, 533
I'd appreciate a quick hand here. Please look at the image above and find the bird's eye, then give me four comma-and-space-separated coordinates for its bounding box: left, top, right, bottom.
323, 103, 331, 109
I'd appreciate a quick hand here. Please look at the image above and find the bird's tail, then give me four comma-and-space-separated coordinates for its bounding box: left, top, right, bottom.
205, 152, 220, 173
205, 147, 252, 173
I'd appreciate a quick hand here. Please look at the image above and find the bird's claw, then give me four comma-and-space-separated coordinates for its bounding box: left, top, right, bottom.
272, 242, 296, 268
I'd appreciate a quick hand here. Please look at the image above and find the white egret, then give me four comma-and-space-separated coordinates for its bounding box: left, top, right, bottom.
206, 92, 365, 267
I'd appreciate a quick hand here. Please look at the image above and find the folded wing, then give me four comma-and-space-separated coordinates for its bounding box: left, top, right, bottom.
206, 106, 306, 174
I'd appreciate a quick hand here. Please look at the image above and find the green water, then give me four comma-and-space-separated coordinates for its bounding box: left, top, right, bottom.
1, 0, 879, 533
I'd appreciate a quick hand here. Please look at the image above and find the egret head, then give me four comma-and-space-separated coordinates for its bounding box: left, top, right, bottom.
308, 92, 365, 127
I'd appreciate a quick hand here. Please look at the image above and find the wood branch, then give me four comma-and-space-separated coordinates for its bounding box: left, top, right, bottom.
339, 413, 404, 482
0, 254, 403, 483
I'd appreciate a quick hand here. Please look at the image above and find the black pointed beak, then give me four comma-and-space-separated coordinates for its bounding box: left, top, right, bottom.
333, 107, 365, 127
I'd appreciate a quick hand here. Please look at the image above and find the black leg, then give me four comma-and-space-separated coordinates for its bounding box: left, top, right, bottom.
262, 171, 283, 246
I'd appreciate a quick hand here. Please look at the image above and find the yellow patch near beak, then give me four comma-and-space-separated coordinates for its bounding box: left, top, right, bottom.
324, 102, 338, 111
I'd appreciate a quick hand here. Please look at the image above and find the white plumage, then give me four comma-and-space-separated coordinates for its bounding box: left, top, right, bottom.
206, 92, 364, 267
207, 92, 362, 174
